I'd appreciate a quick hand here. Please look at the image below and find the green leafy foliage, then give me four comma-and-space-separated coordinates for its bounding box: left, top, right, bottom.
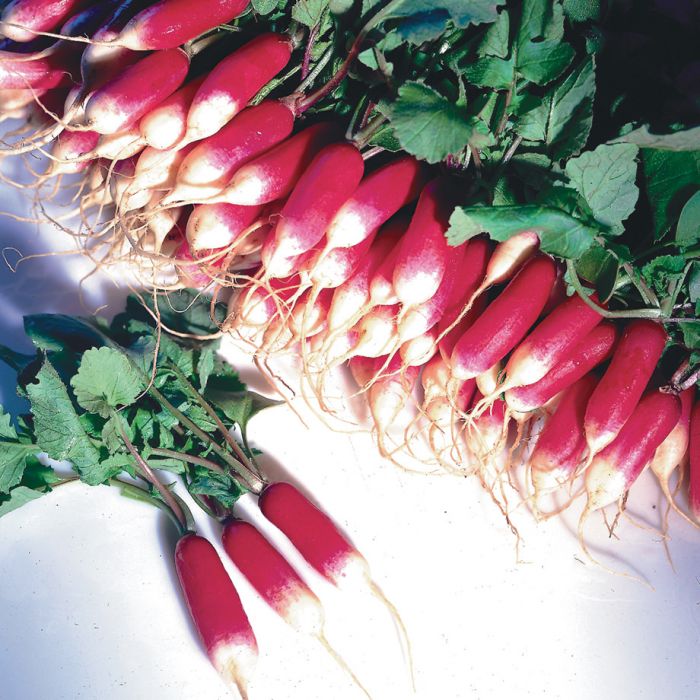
676, 191, 700, 246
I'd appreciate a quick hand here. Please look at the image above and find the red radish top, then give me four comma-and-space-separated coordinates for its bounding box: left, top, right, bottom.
84, 48, 190, 134
1, 0, 89, 42
222, 519, 323, 635
584, 320, 667, 455
689, 401, 700, 517
174, 534, 258, 685
259, 482, 368, 587
117, 0, 250, 50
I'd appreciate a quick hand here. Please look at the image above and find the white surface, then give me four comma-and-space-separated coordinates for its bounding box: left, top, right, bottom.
0, 167, 699, 700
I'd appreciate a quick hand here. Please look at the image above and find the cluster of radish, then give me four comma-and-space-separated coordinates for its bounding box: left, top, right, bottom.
177, 481, 406, 699
1, 0, 699, 546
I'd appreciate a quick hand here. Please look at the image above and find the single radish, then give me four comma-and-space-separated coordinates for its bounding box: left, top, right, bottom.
168, 100, 295, 203
368, 237, 403, 307
324, 155, 426, 249
221, 519, 371, 698
505, 322, 618, 414
305, 230, 377, 290
1, 0, 89, 42
116, 0, 250, 50
530, 374, 597, 493
399, 327, 439, 367
584, 320, 667, 456
259, 227, 316, 280
186, 202, 266, 251
84, 48, 190, 134
392, 177, 457, 307
289, 288, 333, 339
499, 291, 604, 393
690, 401, 700, 519
261, 142, 364, 275
0, 49, 75, 89
184, 33, 292, 142
326, 222, 404, 334
349, 304, 399, 359
649, 387, 696, 525
231, 275, 301, 330
475, 362, 502, 399
93, 124, 146, 160
47, 127, 99, 175
450, 254, 558, 381
465, 393, 508, 463
131, 141, 197, 192
139, 76, 205, 150
581, 391, 681, 528
218, 123, 342, 206
174, 533, 258, 699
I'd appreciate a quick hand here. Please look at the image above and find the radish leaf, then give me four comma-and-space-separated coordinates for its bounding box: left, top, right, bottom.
0, 487, 44, 519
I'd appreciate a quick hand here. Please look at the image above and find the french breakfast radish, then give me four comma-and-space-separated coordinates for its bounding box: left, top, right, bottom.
214, 122, 341, 207
688, 400, 700, 519
450, 254, 558, 381
0, 49, 75, 90
262, 142, 364, 275
116, 0, 250, 50
499, 291, 604, 393
84, 48, 190, 134
392, 177, 457, 307
324, 156, 425, 249
186, 202, 266, 252
174, 533, 258, 699
168, 100, 295, 202
583, 320, 667, 456
505, 322, 618, 414
305, 230, 377, 290
1, 0, 88, 42
184, 34, 292, 142
582, 391, 681, 523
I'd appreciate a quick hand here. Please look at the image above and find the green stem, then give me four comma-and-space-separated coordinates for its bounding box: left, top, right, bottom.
150, 447, 226, 475
353, 114, 388, 148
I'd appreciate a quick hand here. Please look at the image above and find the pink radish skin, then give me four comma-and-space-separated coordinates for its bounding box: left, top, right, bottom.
259, 227, 316, 280
369, 359, 420, 441
466, 394, 508, 460
116, 0, 249, 50
185, 34, 292, 142
506, 322, 618, 414
326, 223, 404, 333
218, 122, 341, 206
1, 0, 88, 42
186, 202, 266, 252
324, 156, 425, 249
262, 143, 364, 274
85, 48, 189, 135
221, 520, 325, 636
583, 391, 681, 515
306, 230, 377, 289
530, 374, 597, 490
584, 320, 667, 456
139, 76, 205, 150
49, 128, 100, 175
170, 100, 295, 202
501, 291, 604, 392
233, 275, 301, 329
392, 178, 457, 307
174, 534, 258, 698
451, 255, 558, 381
690, 401, 700, 518
290, 288, 333, 339
0, 49, 75, 90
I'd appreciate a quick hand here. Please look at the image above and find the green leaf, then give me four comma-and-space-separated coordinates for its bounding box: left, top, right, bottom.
292, 0, 329, 27
641, 255, 687, 300
562, 0, 601, 22
676, 191, 700, 246
688, 263, 700, 303
378, 81, 493, 163
208, 391, 281, 440
0, 486, 45, 519
0, 443, 34, 493
71, 347, 145, 419
611, 125, 700, 151
464, 56, 514, 89
516, 40, 575, 85
24, 314, 108, 354
188, 470, 247, 509
26, 359, 104, 484
447, 205, 597, 259
478, 9, 509, 58
101, 414, 133, 455
197, 347, 216, 392
642, 150, 700, 239
547, 57, 595, 160
564, 143, 640, 235
513, 91, 549, 142
575, 243, 619, 301
681, 321, 700, 353
252, 0, 280, 14
21, 457, 61, 490
0, 406, 19, 440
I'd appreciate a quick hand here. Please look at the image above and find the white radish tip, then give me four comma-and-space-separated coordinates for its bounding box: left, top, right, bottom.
210, 639, 258, 700
531, 466, 568, 494
281, 591, 324, 636
584, 456, 627, 512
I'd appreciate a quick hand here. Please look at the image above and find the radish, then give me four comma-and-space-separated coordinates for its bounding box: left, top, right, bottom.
84, 48, 190, 135
229, 275, 301, 333
392, 177, 457, 307
93, 124, 146, 160
584, 320, 667, 456
349, 304, 399, 359
174, 533, 258, 699
649, 387, 696, 525
529, 374, 597, 493
221, 519, 371, 698
47, 127, 99, 175
0, 49, 75, 90
1, 0, 88, 42
497, 291, 604, 394
399, 327, 438, 367
465, 393, 508, 464
581, 391, 681, 526
505, 322, 618, 414
305, 230, 378, 290
168, 100, 296, 202
690, 400, 700, 519
131, 141, 196, 193
289, 288, 333, 340
450, 254, 558, 381
116, 0, 250, 51
324, 155, 425, 249
139, 76, 205, 151
184, 33, 292, 142
475, 362, 502, 399
186, 202, 266, 252
262, 142, 364, 275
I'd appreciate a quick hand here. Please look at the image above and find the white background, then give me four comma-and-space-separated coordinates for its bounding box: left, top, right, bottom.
0, 161, 699, 700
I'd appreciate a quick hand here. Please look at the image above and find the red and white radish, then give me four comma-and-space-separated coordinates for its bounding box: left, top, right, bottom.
186, 202, 266, 252
688, 399, 700, 519
1, 0, 88, 42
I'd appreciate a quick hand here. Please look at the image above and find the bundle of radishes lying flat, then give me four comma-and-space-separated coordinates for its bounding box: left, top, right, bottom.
1, 0, 700, 614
